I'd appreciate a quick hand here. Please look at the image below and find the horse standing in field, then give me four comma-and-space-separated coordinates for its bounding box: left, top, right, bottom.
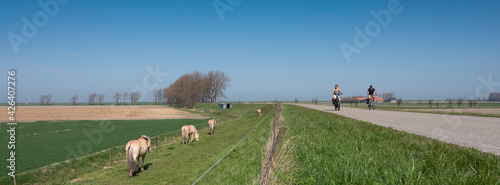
125, 135, 152, 177
257, 109, 262, 116
208, 119, 216, 135
182, 125, 199, 144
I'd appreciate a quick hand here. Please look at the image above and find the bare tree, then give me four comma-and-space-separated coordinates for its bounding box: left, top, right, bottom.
397, 98, 402, 107
113, 93, 121, 105
71, 95, 78, 105
162, 88, 168, 104
46, 95, 52, 105
436, 102, 440, 108
457, 98, 464, 108
122, 92, 129, 105
295, 98, 298, 104
39, 95, 46, 105
88, 93, 97, 105
153, 89, 161, 104
312, 98, 318, 104
97, 94, 105, 105
447, 98, 453, 107
428, 99, 433, 107
130, 92, 140, 105
207, 70, 230, 103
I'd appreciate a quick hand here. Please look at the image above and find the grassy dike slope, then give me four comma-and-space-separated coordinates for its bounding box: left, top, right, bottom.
279, 105, 500, 184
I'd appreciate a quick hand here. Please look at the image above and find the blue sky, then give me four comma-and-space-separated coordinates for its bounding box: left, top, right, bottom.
1, 0, 500, 102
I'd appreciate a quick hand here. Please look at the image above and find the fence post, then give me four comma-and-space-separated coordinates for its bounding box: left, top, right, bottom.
109, 149, 112, 163
156, 136, 158, 147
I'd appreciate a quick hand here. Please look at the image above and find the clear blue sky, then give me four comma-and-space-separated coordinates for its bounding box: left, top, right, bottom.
1, 0, 499, 102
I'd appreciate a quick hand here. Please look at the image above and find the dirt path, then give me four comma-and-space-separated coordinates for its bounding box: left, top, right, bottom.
297, 104, 500, 155
2, 105, 206, 122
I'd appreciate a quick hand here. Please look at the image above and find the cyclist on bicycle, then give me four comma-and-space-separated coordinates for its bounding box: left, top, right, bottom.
367, 85, 377, 105
332, 84, 343, 104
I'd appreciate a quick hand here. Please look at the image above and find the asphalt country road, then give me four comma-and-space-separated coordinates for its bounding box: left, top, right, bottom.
297, 104, 500, 155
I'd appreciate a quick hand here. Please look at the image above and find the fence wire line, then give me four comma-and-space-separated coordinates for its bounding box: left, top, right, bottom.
192, 111, 272, 185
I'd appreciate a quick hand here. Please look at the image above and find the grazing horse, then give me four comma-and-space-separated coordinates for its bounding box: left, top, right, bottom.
182, 125, 199, 144
125, 135, 152, 177
208, 119, 216, 135
257, 109, 262, 116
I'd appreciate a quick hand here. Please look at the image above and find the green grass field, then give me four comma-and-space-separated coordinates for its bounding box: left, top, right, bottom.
0, 119, 208, 175
277, 105, 500, 184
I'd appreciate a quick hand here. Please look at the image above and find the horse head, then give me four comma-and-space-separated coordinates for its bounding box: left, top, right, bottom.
140, 135, 152, 152
194, 130, 199, 142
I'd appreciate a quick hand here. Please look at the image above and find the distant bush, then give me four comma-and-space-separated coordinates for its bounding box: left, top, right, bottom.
397, 99, 402, 107
457, 98, 464, 108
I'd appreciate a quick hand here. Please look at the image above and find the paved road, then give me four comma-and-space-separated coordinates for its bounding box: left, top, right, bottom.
297, 104, 500, 155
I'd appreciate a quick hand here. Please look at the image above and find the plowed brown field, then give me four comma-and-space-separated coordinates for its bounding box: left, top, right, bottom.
3, 105, 206, 122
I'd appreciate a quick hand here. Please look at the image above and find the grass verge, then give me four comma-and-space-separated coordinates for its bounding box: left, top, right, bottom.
276, 104, 500, 184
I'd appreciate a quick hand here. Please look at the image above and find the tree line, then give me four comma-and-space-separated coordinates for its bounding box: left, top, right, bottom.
488, 93, 500, 101
38, 92, 140, 105
36, 70, 228, 107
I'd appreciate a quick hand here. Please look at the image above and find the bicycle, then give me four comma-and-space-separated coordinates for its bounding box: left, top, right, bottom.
332, 96, 340, 111
368, 95, 376, 110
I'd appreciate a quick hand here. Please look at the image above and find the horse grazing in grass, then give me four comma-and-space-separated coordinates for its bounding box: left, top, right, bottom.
257, 109, 262, 116
208, 119, 216, 135
125, 135, 152, 177
182, 125, 199, 144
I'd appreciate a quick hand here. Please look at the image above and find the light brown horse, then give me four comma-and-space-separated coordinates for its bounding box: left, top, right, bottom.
208, 119, 216, 135
257, 109, 262, 116
182, 125, 199, 144
125, 135, 152, 177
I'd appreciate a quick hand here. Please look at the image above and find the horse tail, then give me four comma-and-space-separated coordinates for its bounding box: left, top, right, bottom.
127, 145, 138, 175
182, 127, 187, 144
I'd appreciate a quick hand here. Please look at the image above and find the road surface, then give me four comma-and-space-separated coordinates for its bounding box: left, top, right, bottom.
297, 104, 500, 155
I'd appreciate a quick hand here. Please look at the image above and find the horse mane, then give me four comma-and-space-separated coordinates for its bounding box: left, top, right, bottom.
140, 135, 149, 141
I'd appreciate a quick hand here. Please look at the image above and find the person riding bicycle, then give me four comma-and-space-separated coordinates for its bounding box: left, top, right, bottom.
332, 84, 343, 104
367, 85, 378, 105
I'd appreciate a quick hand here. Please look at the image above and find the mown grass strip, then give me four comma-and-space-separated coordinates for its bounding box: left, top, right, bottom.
193, 111, 272, 184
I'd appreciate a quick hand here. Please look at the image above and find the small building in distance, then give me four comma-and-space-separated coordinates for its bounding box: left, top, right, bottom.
385, 97, 397, 103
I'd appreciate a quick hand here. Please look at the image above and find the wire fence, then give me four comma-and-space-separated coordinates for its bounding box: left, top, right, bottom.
192, 109, 273, 185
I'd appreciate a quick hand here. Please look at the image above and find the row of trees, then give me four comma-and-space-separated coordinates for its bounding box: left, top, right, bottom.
429, 98, 479, 107
112, 92, 140, 105
163, 70, 230, 108
488, 93, 500, 101
38, 92, 139, 105
39, 95, 52, 105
